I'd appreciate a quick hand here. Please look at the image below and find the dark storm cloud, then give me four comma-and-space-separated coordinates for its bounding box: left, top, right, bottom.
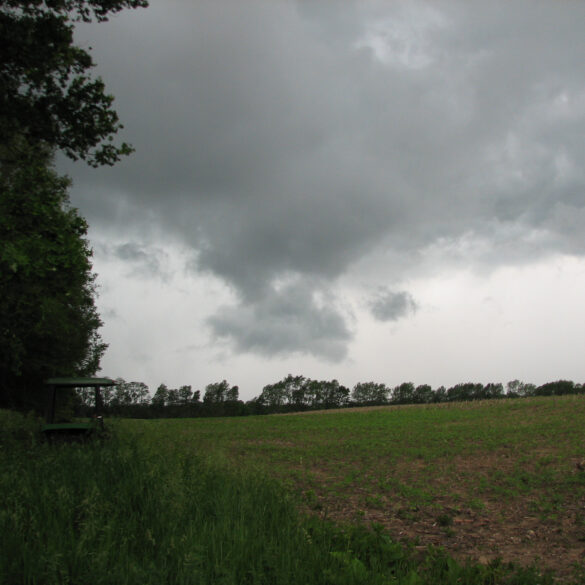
368, 289, 418, 322
207, 280, 351, 360
96, 242, 169, 279
64, 0, 585, 358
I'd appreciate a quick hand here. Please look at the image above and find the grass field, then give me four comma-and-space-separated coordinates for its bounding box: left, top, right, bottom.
2, 395, 585, 583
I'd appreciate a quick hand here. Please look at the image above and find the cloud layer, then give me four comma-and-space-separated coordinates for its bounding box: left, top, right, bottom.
65, 0, 585, 361
369, 289, 418, 322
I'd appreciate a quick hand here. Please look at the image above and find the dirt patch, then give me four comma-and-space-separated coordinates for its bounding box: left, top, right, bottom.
296, 455, 585, 582
236, 397, 585, 580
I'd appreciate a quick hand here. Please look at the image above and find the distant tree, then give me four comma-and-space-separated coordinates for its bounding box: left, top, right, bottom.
351, 382, 389, 405
412, 384, 434, 404
259, 381, 288, 409
506, 379, 522, 397
166, 387, 179, 405
99, 383, 115, 408
320, 379, 349, 409
434, 386, 447, 403
225, 385, 239, 402
110, 378, 149, 407
178, 385, 192, 404
259, 375, 310, 410
483, 382, 504, 400
446, 382, 484, 402
288, 375, 308, 408
246, 396, 266, 415
392, 382, 415, 405
151, 384, 168, 408
288, 378, 348, 410
304, 379, 324, 408
76, 386, 95, 410
203, 380, 237, 403
506, 380, 535, 398
535, 380, 575, 397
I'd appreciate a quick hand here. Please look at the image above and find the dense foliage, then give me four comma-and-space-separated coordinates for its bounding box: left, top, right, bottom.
0, 1, 147, 410
0, 149, 106, 409
0, 0, 147, 166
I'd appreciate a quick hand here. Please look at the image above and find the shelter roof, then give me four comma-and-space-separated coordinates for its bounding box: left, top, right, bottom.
45, 377, 116, 387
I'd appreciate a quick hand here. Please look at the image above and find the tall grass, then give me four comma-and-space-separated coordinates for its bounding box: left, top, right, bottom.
0, 410, 557, 585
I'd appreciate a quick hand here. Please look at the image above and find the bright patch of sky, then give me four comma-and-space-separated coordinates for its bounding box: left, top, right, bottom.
355, 3, 446, 70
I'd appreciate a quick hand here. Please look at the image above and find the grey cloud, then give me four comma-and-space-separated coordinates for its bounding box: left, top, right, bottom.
207, 280, 351, 361
97, 242, 169, 280
64, 0, 585, 359
101, 307, 119, 321
368, 289, 418, 322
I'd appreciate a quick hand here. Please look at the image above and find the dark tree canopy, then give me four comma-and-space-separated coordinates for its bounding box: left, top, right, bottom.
0, 1, 146, 409
0, 0, 148, 166
0, 149, 107, 409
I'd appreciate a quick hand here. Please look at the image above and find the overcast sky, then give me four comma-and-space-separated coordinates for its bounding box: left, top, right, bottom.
60, 0, 585, 400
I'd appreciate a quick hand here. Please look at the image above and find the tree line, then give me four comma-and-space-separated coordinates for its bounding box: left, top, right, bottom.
75, 375, 585, 419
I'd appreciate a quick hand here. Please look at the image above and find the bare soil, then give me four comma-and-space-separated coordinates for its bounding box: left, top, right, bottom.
298, 454, 585, 582
254, 399, 585, 580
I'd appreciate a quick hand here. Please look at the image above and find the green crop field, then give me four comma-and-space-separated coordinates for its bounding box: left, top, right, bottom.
2, 395, 585, 584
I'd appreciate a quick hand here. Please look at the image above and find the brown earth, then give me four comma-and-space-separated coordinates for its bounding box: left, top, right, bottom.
297, 454, 585, 582
257, 400, 585, 580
